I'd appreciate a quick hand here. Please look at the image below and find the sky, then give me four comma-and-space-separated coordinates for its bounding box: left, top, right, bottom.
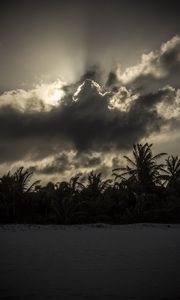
0, 0, 180, 183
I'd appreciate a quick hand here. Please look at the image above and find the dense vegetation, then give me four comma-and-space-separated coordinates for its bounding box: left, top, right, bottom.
0, 143, 180, 224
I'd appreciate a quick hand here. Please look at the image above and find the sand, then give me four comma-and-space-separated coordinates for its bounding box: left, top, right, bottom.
0, 223, 180, 300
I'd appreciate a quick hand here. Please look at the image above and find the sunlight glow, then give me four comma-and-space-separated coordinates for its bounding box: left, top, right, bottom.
36, 80, 66, 106
48, 88, 65, 105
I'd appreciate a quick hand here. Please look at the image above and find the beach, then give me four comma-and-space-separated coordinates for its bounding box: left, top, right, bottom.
0, 223, 180, 300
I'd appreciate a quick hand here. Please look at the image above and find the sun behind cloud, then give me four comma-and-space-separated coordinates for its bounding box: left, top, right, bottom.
36, 79, 66, 106
48, 88, 65, 105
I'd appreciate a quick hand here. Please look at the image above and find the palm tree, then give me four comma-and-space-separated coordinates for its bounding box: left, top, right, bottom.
39, 182, 56, 219
55, 174, 84, 195
81, 172, 112, 221
0, 172, 16, 218
163, 155, 180, 188
0, 167, 39, 219
86, 171, 111, 194
52, 174, 86, 223
113, 143, 166, 190
14, 167, 40, 194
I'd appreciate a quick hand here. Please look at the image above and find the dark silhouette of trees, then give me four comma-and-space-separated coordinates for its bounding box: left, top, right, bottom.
0, 144, 180, 224
163, 156, 180, 189
113, 143, 166, 190
80, 172, 112, 222
52, 175, 86, 224
0, 167, 39, 220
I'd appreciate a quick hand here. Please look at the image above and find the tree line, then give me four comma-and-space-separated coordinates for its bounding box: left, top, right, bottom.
0, 143, 180, 224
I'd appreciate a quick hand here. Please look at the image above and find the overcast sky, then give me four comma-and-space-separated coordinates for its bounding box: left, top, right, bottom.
0, 0, 180, 182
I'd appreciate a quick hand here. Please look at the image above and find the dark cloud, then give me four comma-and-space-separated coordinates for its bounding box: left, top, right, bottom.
79, 65, 103, 83
0, 35, 180, 179
105, 71, 119, 92
0, 78, 175, 167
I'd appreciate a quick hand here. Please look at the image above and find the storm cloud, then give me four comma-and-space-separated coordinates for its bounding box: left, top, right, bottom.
0, 36, 180, 180
0, 80, 173, 161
